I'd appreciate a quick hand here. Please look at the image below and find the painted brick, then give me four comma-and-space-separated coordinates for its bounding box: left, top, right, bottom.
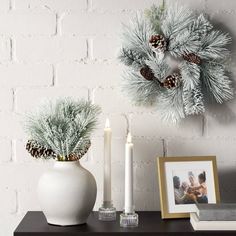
0, 89, 13, 111
13, 0, 87, 13
0, 36, 11, 62
92, 0, 205, 12
205, 107, 236, 138
91, 0, 161, 11
0, 0, 9, 12
166, 0, 206, 11
112, 163, 125, 192
15, 87, 88, 113
0, 139, 12, 163
166, 138, 236, 163
209, 11, 236, 39
0, 10, 56, 36
61, 13, 130, 36
131, 114, 203, 138
218, 163, 236, 202
134, 190, 156, 210
0, 112, 25, 139
18, 188, 41, 212
0, 64, 53, 87
92, 87, 149, 114
12, 0, 32, 9
57, 63, 122, 88
92, 36, 120, 60
0, 162, 53, 190
206, 0, 236, 13
133, 138, 163, 163
112, 190, 124, 210
0, 188, 17, 214
15, 36, 87, 62
14, 139, 34, 163
134, 163, 156, 191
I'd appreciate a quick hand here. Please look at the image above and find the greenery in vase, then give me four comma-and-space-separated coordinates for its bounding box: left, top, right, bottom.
24, 98, 101, 161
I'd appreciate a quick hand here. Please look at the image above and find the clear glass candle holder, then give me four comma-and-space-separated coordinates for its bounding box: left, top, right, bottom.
98, 202, 116, 221
120, 212, 138, 227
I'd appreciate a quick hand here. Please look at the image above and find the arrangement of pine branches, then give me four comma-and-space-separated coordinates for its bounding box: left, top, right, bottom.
119, 3, 234, 123
24, 98, 101, 161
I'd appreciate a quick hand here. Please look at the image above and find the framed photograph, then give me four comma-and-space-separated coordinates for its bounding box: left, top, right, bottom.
157, 156, 220, 219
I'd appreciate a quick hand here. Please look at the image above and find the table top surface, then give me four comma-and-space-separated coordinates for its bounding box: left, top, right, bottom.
14, 211, 236, 235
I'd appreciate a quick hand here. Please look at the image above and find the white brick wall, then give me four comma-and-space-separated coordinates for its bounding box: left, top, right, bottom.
15, 36, 87, 62
0, 10, 56, 36
0, 0, 236, 235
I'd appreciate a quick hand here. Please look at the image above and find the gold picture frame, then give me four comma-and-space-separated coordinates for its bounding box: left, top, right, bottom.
157, 156, 220, 219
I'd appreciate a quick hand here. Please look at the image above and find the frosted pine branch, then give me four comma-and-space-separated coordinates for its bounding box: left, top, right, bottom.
24, 98, 101, 160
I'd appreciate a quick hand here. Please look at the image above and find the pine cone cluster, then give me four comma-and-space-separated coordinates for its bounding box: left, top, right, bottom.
161, 73, 181, 89
26, 139, 91, 161
67, 140, 91, 161
149, 34, 167, 53
26, 140, 56, 158
183, 53, 201, 64
140, 66, 156, 81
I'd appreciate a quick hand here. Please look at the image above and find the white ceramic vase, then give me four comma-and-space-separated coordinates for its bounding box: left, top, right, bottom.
37, 161, 97, 226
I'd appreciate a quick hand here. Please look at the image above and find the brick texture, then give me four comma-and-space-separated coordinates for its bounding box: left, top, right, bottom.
0, 0, 236, 235
13, 0, 87, 13
0, 36, 11, 62
16, 87, 88, 112
0, 10, 56, 36
61, 13, 130, 36
0, 64, 53, 87
57, 63, 122, 88
15, 36, 87, 62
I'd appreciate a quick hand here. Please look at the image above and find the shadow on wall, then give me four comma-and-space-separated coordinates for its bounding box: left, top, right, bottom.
218, 168, 236, 202
206, 102, 236, 125
203, 16, 236, 125
211, 19, 236, 52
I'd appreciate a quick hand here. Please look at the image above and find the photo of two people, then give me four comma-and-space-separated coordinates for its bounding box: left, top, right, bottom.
173, 170, 208, 205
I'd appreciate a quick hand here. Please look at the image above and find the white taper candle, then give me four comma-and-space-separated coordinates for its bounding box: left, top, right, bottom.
103, 118, 112, 205
124, 132, 134, 213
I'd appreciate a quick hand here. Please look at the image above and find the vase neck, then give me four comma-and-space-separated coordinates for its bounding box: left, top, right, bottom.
53, 160, 81, 169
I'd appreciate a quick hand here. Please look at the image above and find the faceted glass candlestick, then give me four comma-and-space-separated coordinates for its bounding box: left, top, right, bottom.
120, 212, 139, 227
98, 202, 116, 221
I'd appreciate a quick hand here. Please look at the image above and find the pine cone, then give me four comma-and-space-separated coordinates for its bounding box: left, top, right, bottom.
149, 34, 167, 53
140, 66, 156, 81
67, 140, 91, 161
161, 73, 181, 89
183, 53, 201, 64
26, 140, 56, 159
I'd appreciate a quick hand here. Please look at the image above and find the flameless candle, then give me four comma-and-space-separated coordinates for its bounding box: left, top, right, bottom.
103, 118, 112, 205
120, 132, 138, 227
99, 118, 116, 221
124, 132, 134, 213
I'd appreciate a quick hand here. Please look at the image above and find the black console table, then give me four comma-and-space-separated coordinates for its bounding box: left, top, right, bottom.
14, 211, 236, 236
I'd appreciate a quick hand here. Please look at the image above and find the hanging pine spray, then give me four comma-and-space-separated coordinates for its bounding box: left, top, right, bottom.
118, 2, 233, 123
